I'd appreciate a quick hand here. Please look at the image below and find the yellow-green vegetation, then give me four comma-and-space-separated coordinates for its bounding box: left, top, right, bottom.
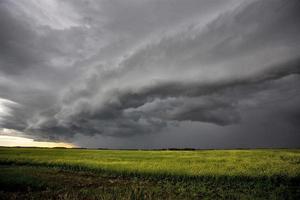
1, 148, 300, 177
0, 147, 300, 199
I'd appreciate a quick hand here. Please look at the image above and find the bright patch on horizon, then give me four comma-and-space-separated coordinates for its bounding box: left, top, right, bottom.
0, 135, 74, 148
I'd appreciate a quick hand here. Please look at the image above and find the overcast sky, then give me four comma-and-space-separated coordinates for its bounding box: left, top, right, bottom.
0, 0, 299, 148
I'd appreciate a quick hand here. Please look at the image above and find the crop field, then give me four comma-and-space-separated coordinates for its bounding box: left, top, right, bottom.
0, 148, 300, 199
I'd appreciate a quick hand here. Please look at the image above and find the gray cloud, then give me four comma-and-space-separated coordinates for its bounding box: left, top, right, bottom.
0, 0, 299, 147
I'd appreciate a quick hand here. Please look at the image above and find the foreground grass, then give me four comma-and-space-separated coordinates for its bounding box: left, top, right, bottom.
0, 148, 300, 199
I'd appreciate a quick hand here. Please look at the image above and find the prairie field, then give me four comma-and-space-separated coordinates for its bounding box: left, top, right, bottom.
0, 147, 300, 199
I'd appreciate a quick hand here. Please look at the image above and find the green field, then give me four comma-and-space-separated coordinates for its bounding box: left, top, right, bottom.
0, 147, 300, 199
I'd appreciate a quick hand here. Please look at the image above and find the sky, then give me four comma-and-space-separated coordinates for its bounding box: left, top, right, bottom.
0, 0, 299, 149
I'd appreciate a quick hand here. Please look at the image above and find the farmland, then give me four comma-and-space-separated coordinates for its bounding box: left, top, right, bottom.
0, 147, 300, 199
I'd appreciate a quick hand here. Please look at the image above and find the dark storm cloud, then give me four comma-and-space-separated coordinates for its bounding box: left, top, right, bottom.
23, 54, 300, 140
0, 3, 39, 75
0, 0, 299, 147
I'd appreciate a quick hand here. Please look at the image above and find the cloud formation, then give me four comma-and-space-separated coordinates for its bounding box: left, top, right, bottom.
0, 0, 299, 147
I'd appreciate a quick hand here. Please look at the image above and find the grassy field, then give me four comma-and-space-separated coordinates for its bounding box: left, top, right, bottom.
0, 147, 300, 199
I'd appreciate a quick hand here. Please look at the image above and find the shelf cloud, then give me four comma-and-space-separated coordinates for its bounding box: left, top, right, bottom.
0, 0, 299, 148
